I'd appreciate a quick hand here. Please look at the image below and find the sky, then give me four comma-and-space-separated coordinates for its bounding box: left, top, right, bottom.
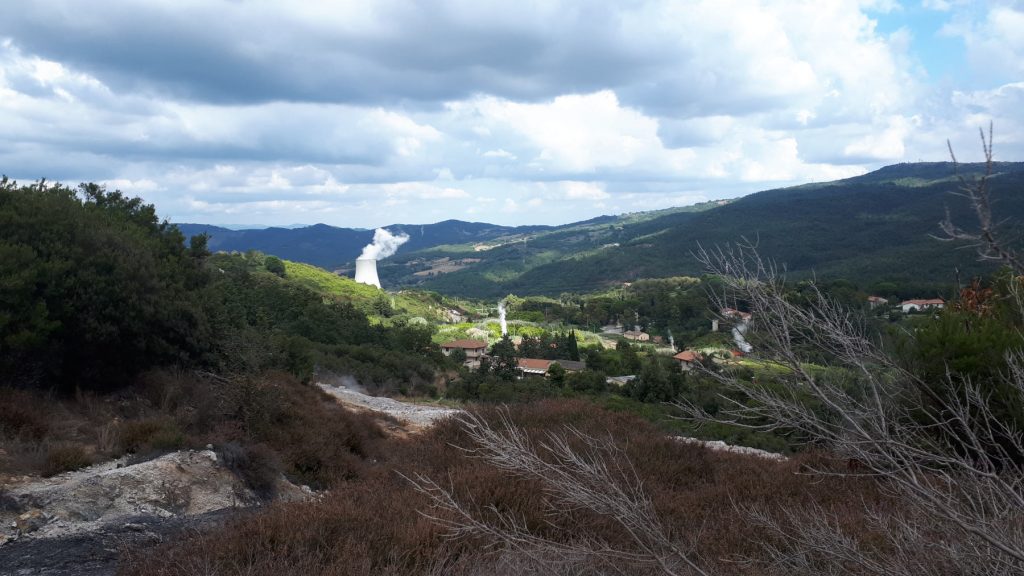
1, 0, 1022, 228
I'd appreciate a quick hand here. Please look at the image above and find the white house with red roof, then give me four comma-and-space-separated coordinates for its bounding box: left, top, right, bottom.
900, 298, 944, 313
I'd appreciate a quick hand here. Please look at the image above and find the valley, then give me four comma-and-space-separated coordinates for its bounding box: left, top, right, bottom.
5, 2, 1023, 572
2, 160, 1023, 575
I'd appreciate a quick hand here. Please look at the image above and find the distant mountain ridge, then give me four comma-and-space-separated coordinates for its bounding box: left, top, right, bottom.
177, 161, 1024, 297
404, 161, 1024, 297
176, 219, 556, 270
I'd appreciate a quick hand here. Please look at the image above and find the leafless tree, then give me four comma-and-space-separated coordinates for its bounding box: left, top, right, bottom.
938, 122, 1024, 275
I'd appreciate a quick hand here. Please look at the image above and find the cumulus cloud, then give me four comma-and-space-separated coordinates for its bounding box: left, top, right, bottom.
0, 0, 1017, 227
941, 5, 1024, 84
562, 181, 610, 200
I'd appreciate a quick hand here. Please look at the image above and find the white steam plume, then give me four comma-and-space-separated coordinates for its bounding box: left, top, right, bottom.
498, 301, 508, 336
667, 330, 675, 351
732, 318, 753, 353
360, 228, 410, 260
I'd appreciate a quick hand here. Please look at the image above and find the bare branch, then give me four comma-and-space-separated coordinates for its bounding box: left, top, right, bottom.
406, 409, 713, 576
938, 123, 1024, 274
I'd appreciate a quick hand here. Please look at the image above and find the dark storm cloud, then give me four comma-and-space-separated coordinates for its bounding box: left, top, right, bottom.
0, 1, 655, 107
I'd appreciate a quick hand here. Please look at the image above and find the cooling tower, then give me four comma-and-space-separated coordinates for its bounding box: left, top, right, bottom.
354, 257, 381, 289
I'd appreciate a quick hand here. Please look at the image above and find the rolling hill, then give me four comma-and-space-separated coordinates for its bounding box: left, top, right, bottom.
178, 162, 1024, 298
400, 162, 1024, 297
176, 220, 556, 270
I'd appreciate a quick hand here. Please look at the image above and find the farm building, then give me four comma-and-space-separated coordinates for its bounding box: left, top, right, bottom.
672, 350, 703, 372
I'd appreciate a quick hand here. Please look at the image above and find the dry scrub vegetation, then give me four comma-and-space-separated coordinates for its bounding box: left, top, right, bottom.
120, 400, 893, 576
1, 370, 392, 494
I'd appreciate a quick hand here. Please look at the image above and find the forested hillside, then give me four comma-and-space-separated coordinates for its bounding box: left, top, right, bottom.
0, 178, 445, 395
409, 162, 1024, 297
177, 220, 555, 270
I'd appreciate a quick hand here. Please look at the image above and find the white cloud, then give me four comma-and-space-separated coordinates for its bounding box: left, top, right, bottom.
482, 148, 516, 160
378, 182, 470, 200
0, 0, 1012, 227
562, 181, 610, 200
942, 5, 1024, 83
922, 0, 952, 11
455, 91, 697, 176
844, 115, 918, 160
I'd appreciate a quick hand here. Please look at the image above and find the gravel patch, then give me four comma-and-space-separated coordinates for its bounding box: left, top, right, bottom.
317, 382, 462, 429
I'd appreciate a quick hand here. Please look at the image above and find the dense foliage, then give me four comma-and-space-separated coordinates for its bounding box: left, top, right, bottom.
0, 179, 211, 391
0, 179, 445, 395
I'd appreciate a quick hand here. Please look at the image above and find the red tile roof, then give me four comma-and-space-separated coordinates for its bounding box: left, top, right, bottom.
517, 358, 552, 372
673, 350, 702, 362
441, 339, 488, 350
721, 308, 752, 320
901, 299, 945, 306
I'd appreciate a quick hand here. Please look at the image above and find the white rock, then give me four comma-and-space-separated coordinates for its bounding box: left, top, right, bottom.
673, 436, 786, 461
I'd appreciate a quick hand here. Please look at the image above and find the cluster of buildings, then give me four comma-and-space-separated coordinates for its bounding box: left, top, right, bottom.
439, 339, 587, 377
867, 296, 945, 313
440, 336, 706, 380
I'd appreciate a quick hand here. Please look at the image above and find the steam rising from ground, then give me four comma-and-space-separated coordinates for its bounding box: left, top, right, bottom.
360, 228, 410, 260
498, 301, 508, 336
733, 318, 753, 353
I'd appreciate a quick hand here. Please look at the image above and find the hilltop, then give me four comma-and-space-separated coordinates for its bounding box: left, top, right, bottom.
177, 220, 556, 271
399, 161, 1024, 297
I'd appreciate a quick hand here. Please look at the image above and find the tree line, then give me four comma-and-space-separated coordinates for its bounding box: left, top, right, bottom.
0, 179, 444, 395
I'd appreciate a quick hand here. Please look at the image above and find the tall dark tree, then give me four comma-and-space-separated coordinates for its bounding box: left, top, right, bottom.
489, 335, 519, 381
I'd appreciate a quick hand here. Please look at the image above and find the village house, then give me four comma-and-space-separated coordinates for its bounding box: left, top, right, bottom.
867, 296, 889, 309
672, 350, 703, 372
440, 339, 488, 367
516, 358, 587, 377
623, 330, 650, 342
721, 307, 752, 321
900, 298, 945, 313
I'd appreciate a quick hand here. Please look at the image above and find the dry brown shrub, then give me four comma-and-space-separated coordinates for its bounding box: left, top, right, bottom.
114, 416, 186, 455
0, 388, 51, 440
121, 398, 895, 576
41, 442, 93, 477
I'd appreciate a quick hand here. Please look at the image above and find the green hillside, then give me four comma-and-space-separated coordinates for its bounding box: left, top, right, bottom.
398, 162, 1024, 298
212, 253, 450, 324
377, 199, 724, 293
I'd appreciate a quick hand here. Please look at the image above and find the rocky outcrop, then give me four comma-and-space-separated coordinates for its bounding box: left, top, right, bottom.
0, 449, 255, 542
673, 436, 787, 461
0, 448, 315, 575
